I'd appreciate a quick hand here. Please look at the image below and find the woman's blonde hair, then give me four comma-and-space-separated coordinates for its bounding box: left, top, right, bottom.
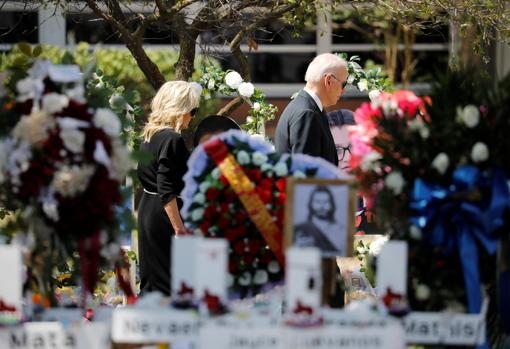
142, 80, 201, 142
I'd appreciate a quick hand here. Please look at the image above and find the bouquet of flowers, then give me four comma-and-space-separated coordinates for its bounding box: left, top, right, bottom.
349, 69, 510, 341
0, 59, 134, 306
181, 130, 340, 298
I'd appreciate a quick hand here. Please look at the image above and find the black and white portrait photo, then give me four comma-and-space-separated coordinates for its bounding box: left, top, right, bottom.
285, 179, 355, 257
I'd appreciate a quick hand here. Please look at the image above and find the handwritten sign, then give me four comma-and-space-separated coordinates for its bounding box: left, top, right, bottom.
0, 322, 109, 349
111, 308, 199, 344
200, 326, 282, 349
404, 312, 485, 345
283, 324, 405, 349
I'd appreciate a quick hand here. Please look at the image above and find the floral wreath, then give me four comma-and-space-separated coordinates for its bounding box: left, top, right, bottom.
0, 59, 135, 307
181, 130, 340, 297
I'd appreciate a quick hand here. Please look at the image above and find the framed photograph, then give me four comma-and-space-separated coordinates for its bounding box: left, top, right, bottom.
284, 178, 356, 257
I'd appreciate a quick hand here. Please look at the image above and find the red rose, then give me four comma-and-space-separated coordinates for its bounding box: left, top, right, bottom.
248, 239, 261, 255
218, 216, 230, 229
260, 178, 273, 190
242, 254, 254, 265
220, 203, 229, 213
276, 192, 286, 206
200, 221, 212, 234
248, 169, 262, 182
256, 188, 272, 203
224, 189, 237, 202
220, 175, 229, 186
204, 205, 217, 219
206, 188, 220, 201
234, 212, 247, 224
234, 241, 245, 255
276, 178, 286, 192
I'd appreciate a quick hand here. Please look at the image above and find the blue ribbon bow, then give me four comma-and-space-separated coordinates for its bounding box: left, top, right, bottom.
410, 165, 510, 331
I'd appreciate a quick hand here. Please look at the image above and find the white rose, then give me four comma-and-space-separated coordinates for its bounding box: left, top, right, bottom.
253, 270, 269, 285
42, 93, 69, 114
419, 126, 430, 139
64, 85, 85, 103
253, 102, 261, 111
409, 225, 422, 240
293, 170, 306, 178
207, 79, 215, 90
193, 192, 206, 205
273, 162, 288, 177
93, 141, 111, 168
431, 152, 449, 175
261, 163, 273, 173
110, 141, 132, 180
236, 150, 250, 165
238, 82, 255, 98
471, 142, 489, 163
268, 260, 280, 274
93, 108, 121, 137
357, 79, 368, 92
368, 235, 389, 256
224, 71, 243, 89
16, 77, 44, 101
459, 105, 480, 128
238, 271, 252, 286
360, 151, 382, 171
252, 151, 268, 166
199, 181, 211, 193
368, 89, 381, 101
415, 284, 431, 301
384, 171, 405, 195
211, 167, 221, 180
246, 116, 254, 123
52, 165, 95, 197
60, 128, 85, 154
191, 208, 204, 221
13, 111, 54, 145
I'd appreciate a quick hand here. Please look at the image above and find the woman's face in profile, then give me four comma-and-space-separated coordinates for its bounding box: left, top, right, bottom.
330, 126, 352, 176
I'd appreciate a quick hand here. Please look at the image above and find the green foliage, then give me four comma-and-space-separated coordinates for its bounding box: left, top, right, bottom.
337, 53, 393, 92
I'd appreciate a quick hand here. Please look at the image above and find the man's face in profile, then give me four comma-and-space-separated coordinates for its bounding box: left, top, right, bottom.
310, 191, 333, 220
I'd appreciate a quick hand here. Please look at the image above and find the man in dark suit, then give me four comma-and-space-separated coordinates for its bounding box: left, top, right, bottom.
275, 53, 349, 166
275, 53, 349, 308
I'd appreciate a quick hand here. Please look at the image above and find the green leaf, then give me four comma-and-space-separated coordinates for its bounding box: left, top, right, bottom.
60, 51, 75, 64
33, 45, 43, 57
18, 42, 32, 56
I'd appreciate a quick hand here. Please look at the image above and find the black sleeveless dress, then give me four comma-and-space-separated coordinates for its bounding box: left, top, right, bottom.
136, 128, 190, 295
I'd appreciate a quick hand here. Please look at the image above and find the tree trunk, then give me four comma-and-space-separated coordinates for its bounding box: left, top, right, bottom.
174, 32, 198, 81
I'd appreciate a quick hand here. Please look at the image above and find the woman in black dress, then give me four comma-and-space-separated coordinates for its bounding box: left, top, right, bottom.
137, 81, 200, 295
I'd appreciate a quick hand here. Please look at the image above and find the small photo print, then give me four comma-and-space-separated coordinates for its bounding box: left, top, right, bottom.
285, 178, 356, 257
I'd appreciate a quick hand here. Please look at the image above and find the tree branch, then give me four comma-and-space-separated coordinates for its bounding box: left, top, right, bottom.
84, 0, 166, 90
217, 96, 244, 116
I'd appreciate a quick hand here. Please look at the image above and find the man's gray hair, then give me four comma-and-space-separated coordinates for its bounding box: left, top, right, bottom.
304, 53, 348, 82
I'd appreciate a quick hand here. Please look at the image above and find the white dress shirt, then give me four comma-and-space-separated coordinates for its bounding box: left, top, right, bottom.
303, 87, 323, 112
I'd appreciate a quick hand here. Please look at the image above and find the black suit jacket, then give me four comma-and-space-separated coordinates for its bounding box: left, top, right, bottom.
275, 90, 338, 166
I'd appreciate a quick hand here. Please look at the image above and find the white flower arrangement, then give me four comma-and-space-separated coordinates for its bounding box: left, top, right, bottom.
224, 71, 243, 89
238, 82, 255, 98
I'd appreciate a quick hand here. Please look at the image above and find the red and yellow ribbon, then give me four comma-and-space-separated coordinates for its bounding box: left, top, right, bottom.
204, 139, 284, 266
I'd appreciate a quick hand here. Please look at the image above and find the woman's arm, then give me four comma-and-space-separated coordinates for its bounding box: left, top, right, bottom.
164, 197, 185, 235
